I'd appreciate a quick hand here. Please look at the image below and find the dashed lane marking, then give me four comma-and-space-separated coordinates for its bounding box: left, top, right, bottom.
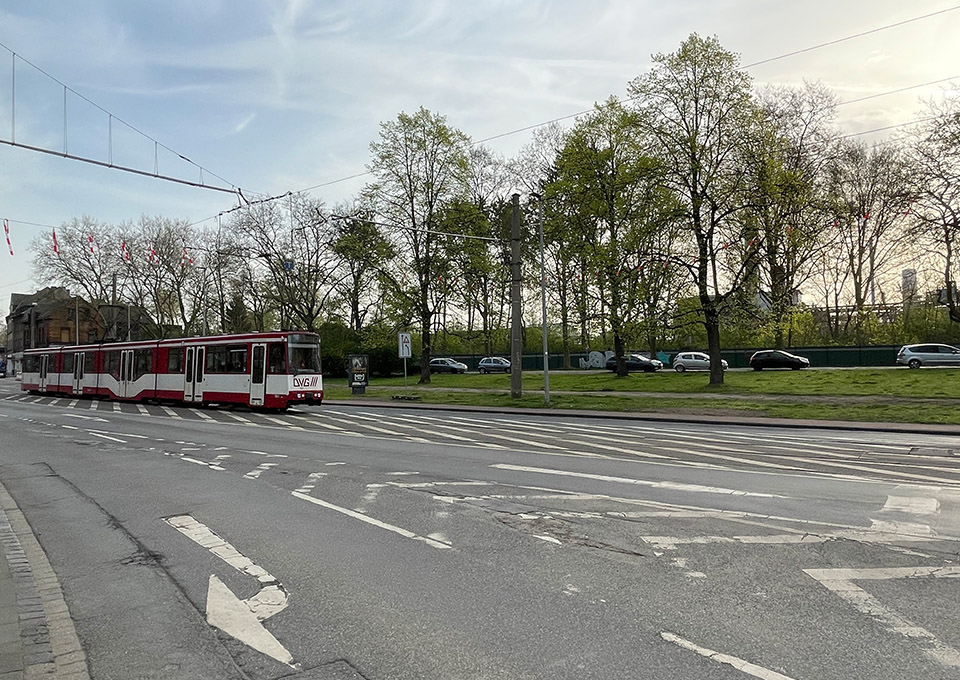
489, 463, 789, 498
291, 491, 452, 550
287, 414, 346, 431
244, 463, 278, 480
294, 472, 326, 494
225, 412, 254, 425
660, 631, 798, 680
86, 431, 126, 443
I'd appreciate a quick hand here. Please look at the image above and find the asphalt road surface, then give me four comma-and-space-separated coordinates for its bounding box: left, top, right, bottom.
1, 378, 959, 679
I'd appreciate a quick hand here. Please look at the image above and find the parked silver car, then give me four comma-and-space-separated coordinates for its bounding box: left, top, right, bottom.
896, 343, 960, 369
672, 351, 728, 372
478, 357, 511, 374
428, 357, 468, 374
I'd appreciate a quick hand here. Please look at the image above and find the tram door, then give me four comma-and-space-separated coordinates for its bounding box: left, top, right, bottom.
119, 350, 134, 399
184, 347, 205, 402
38, 355, 49, 391
250, 343, 266, 406
72, 352, 84, 395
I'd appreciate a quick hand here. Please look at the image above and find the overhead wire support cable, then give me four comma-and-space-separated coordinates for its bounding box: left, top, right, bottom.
0, 138, 239, 195
0, 40, 240, 193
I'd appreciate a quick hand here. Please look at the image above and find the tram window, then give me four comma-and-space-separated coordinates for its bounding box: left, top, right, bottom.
268, 344, 286, 373
104, 351, 120, 378
63, 353, 74, 373
23, 355, 39, 373
227, 346, 247, 373
289, 344, 321, 374
134, 350, 152, 380
205, 345, 247, 374
167, 348, 184, 373
84, 352, 95, 373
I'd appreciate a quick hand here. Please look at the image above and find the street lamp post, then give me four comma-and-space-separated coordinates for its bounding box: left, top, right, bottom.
531, 193, 550, 405
197, 267, 208, 336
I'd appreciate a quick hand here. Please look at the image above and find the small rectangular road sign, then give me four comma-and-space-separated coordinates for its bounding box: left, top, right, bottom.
398, 332, 412, 359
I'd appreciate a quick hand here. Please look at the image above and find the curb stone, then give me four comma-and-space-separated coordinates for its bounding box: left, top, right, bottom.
0, 481, 89, 680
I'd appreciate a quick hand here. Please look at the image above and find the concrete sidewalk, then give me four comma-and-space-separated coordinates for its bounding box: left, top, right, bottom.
0, 482, 88, 680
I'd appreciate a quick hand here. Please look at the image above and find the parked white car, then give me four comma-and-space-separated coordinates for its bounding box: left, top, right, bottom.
672, 351, 728, 372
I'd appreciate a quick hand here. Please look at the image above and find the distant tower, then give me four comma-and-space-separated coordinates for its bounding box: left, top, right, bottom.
901, 269, 917, 303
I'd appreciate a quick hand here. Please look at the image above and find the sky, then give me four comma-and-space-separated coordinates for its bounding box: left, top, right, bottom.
2, 0, 960, 321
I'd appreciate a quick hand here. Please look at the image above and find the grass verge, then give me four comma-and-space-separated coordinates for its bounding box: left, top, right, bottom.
343, 367, 960, 399
323, 385, 960, 426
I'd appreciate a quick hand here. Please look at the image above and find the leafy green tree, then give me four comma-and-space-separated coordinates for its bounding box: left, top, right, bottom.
628, 34, 762, 384
365, 107, 470, 383
329, 209, 395, 333
549, 98, 676, 376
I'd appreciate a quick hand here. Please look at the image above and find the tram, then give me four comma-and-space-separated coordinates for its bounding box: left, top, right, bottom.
19, 331, 323, 410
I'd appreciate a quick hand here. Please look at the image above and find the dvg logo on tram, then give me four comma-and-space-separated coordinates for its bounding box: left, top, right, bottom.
292, 375, 320, 388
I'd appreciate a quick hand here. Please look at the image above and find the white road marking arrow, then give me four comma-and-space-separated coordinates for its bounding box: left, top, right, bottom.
164, 514, 294, 666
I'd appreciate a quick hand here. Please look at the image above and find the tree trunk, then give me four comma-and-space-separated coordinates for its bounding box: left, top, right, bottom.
419, 307, 432, 384
705, 304, 724, 385
614, 331, 627, 378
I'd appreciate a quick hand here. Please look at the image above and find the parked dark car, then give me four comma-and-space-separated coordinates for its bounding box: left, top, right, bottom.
605, 353, 663, 373
478, 357, 511, 374
749, 350, 810, 371
428, 357, 468, 374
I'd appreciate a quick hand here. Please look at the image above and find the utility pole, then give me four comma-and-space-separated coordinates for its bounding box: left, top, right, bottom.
110, 272, 118, 340
510, 193, 523, 399
532, 193, 550, 405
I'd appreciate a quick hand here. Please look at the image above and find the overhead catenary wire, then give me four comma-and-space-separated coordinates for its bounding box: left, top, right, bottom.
294, 5, 960, 194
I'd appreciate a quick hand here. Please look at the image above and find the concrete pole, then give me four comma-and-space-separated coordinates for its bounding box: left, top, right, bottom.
537, 198, 550, 405
510, 194, 523, 399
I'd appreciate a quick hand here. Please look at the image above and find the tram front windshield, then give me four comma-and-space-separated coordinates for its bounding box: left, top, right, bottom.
289, 342, 321, 375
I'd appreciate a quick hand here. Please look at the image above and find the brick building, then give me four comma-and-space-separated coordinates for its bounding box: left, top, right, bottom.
4, 287, 151, 376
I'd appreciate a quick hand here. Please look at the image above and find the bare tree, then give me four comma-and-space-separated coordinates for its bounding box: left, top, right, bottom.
905, 91, 960, 322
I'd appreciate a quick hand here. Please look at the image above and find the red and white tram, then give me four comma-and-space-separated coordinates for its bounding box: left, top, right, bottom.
20, 331, 323, 410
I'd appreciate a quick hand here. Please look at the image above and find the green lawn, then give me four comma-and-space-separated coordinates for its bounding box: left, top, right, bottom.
332, 367, 960, 399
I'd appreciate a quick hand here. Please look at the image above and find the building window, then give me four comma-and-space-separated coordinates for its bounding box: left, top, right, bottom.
60, 328, 71, 343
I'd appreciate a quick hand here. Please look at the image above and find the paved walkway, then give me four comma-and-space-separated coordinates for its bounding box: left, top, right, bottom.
0, 482, 88, 679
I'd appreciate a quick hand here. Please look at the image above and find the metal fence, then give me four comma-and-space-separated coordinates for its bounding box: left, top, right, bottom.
438, 345, 904, 371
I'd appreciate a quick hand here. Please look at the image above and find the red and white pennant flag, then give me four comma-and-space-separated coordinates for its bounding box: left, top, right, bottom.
180, 246, 193, 267
121, 240, 130, 262
3, 219, 12, 256
52, 229, 59, 255
88, 233, 95, 254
